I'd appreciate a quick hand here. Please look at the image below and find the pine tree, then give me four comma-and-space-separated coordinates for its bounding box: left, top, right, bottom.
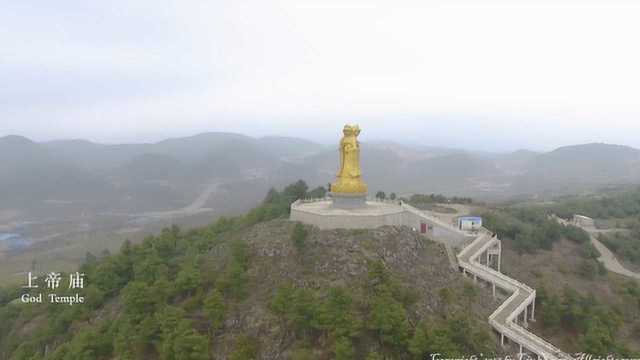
204, 290, 226, 333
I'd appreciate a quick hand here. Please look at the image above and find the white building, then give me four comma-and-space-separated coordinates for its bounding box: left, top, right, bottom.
572, 214, 595, 228
457, 216, 483, 231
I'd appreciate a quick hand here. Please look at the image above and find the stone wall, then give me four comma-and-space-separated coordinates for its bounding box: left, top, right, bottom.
399, 204, 471, 248
290, 200, 472, 248
290, 210, 407, 229
290, 203, 406, 230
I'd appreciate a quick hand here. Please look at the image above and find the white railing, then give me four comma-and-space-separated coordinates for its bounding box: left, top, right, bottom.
470, 258, 534, 293
458, 232, 491, 258
507, 321, 573, 359
461, 233, 534, 292
457, 227, 572, 360
460, 261, 517, 292
401, 203, 470, 235
297, 197, 331, 203
489, 290, 521, 323
370, 197, 402, 204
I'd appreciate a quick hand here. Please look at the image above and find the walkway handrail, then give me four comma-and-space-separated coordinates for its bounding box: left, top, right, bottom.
489, 291, 520, 321
460, 229, 534, 292
464, 260, 569, 358
506, 321, 573, 360
458, 232, 491, 258
460, 261, 517, 292
401, 203, 471, 236
470, 258, 534, 293
456, 227, 572, 360
490, 318, 566, 360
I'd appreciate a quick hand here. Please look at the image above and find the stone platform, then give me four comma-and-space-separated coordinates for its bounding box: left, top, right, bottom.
329, 192, 367, 209
290, 199, 473, 248
290, 199, 406, 230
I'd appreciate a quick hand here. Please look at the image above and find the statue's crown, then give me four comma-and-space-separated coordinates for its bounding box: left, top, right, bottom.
342, 124, 361, 136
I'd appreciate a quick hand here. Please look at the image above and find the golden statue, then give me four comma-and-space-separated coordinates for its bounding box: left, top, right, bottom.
331, 124, 368, 194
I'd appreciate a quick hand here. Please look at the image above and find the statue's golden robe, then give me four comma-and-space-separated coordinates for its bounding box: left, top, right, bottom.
331, 125, 368, 194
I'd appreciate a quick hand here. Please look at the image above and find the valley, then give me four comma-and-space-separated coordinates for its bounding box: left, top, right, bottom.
4, 132, 640, 289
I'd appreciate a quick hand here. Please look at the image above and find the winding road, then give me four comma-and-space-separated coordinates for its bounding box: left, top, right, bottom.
555, 216, 640, 280
585, 228, 640, 280
138, 182, 220, 220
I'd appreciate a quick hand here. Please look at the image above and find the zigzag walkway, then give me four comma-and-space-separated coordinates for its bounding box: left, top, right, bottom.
457, 231, 572, 360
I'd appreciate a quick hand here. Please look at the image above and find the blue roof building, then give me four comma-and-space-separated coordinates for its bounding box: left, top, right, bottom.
457, 216, 482, 231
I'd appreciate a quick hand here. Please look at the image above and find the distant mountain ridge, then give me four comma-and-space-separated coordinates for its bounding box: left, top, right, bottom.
513, 143, 640, 195
0, 133, 328, 217
0, 135, 113, 208
2, 133, 640, 218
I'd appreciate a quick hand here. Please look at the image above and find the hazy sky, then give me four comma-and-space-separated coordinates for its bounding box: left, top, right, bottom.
2, 0, 640, 151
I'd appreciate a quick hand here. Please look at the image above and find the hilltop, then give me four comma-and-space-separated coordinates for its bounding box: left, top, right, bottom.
5, 133, 640, 296
0, 187, 501, 359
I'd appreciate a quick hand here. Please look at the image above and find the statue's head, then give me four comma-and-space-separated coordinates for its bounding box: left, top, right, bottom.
343, 124, 360, 137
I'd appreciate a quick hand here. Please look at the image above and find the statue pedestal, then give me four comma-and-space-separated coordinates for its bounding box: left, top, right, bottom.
330, 192, 367, 209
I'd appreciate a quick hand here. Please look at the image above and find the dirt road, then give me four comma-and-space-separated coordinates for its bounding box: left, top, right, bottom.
138, 182, 220, 220
588, 231, 640, 280
552, 215, 640, 279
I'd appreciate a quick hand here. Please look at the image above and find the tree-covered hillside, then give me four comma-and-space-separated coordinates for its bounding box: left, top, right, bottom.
528, 187, 640, 267
481, 205, 640, 355
550, 187, 640, 220
0, 182, 499, 359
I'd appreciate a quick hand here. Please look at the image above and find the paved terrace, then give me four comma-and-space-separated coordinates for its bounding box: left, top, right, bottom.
291, 198, 405, 216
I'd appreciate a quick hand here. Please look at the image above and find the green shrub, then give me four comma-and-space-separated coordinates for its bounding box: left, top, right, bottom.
291, 223, 308, 252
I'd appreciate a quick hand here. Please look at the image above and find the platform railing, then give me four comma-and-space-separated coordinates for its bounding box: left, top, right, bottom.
400, 203, 472, 235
